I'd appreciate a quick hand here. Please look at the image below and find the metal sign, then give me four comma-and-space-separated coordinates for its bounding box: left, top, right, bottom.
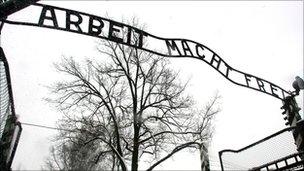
0, 2, 291, 100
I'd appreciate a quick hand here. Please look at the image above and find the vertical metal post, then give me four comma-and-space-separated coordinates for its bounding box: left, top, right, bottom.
219, 151, 224, 171
0, 17, 4, 45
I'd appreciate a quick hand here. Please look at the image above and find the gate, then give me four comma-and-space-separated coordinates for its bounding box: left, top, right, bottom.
219, 126, 304, 170
0, 47, 22, 170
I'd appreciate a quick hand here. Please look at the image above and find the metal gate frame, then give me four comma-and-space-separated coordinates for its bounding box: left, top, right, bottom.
0, 47, 22, 170
219, 126, 304, 171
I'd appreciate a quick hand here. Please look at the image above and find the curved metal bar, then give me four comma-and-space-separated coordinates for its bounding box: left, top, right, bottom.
219, 126, 295, 155
218, 126, 297, 171
0, 2, 291, 100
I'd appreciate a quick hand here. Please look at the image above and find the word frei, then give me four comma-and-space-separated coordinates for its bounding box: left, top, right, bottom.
1, 3, 290, 100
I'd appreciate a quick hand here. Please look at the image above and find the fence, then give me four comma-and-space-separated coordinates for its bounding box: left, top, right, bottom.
0, 47, 12, 142
0, 47, 22, 170
219, 126, 304, 170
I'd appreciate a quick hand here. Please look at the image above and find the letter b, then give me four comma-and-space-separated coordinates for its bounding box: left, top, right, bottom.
88, 16, 104, 36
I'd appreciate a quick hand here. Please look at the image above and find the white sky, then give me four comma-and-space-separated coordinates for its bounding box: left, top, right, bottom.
0, 0, 303, 170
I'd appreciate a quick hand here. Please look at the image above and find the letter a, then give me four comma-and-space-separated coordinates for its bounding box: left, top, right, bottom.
181, 40, 193, 56
38, 6, 58, 28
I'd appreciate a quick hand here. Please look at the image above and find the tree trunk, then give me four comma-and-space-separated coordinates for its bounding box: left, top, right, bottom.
131, 125, 140, 171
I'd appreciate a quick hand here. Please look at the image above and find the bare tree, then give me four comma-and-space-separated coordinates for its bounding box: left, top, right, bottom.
43, 125, 113, 170
46, 21, 221, 171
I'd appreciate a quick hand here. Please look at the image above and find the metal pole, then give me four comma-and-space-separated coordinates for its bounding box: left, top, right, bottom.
0, 16, 5, 45
219, 151, 224, 171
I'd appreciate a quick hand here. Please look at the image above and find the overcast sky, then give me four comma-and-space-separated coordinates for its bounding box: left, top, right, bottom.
1, 0, 303, 170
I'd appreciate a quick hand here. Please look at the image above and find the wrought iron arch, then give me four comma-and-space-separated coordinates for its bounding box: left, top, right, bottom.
0, 2, 291, 101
